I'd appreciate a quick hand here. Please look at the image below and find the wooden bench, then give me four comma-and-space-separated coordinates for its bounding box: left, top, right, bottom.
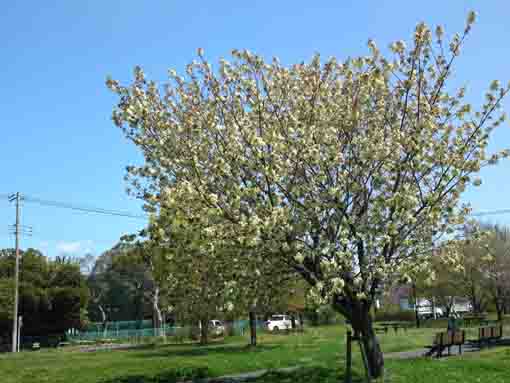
478, 325, 503, 348
31, 342, 40, 351
425, 330, 465, 358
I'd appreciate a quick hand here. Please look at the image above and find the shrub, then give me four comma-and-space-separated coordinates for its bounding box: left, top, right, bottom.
374, 305, 415, 322
172, 327, 188, 343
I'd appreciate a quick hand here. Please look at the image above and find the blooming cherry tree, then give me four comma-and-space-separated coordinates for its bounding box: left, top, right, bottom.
109, 12, 508, 378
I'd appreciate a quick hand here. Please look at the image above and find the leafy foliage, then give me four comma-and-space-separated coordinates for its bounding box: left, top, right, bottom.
0, 248, 89, 342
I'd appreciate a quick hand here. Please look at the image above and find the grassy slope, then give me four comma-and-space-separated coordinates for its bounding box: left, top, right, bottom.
0, 325, 507, 383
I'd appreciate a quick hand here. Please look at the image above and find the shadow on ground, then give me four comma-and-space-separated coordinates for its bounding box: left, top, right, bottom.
99, 366, 209, 383
135, 344, 281, 359
462, 338, 510, 353
99, 367, 365, 383
244, 367, 365, 383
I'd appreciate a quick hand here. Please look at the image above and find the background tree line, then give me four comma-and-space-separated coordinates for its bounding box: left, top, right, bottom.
0, 249, 89, 348
409, 222, 510, 322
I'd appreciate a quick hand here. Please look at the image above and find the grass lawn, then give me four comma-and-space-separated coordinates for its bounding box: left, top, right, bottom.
0, 325, 507, 382
256, 348, 510, 383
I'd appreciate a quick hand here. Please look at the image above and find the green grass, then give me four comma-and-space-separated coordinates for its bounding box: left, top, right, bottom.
254, 348, 510, 383
0, 325, 508, 382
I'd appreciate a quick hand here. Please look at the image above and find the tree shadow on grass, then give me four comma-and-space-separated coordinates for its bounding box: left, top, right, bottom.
247, 367, 365, 383
99, 366, 209, 383
99, 366, 365, 383
136, 344, 282, 359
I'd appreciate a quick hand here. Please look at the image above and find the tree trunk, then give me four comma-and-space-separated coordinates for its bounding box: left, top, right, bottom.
199, 318, 209, 345
445, 300, 452, 318
249, 311, 257, 347
98, 305, 107, 338
412, 285, 420, 328
312, 310, 319, 326
495, 296, 503, 322
290, 314, 296, 330
358, 319, 384, 379
152, 287, 164, 337
334, 298, 384, 379
352, 310, 384, 379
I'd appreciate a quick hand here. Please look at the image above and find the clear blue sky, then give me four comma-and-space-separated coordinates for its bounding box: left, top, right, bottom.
1, 1, 509, 258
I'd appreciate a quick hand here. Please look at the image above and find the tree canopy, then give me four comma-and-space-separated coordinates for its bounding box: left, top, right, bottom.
109, 12, 508, 378
0, 249, 89, 343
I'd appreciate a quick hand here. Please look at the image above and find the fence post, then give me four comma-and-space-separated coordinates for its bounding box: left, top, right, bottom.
345, 330, 352, 383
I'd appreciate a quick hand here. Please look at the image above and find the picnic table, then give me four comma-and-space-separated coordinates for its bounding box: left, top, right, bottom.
462, 315, 487, 327
480, 319, 499, 327
475, 325, 503, 348
375, 322, 411, 334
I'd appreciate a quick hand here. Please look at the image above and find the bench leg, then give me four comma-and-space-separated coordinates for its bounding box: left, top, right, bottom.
448, 346, 451, 356
459, 344, 462, 355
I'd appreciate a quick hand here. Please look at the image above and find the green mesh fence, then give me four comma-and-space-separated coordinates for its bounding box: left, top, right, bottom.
68, 320, 264, 342
68, 325, 188, 342
83, 320, 154, 332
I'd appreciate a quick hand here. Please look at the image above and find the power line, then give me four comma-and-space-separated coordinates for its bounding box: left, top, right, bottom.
1, 193, 147, 220
22, 195, 148, 221
470, 209, 510, 217
3, 191, 510, 219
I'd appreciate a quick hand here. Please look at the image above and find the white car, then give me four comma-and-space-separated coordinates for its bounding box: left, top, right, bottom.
210, 319, 225, 336
417, 306, 444, 320
266, 315, 297, 331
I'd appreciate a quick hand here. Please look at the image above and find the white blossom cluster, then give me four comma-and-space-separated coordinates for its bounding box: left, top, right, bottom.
108, 12, 509, 310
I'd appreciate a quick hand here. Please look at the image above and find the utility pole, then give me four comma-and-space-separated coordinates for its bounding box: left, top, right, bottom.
9, 192, 21, 353
17, 316, 22, 352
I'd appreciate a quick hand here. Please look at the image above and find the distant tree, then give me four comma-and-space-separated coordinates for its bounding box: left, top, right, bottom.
412, 251, 465, 319
475, 223, 510, 320
0, 248, 89, 341
149, 211, 237, 345
0, 279, 14, 344
227, 249, 300, 346
145, 207, 306, 345
115, 237, 173, 337
456, 226, 492, 315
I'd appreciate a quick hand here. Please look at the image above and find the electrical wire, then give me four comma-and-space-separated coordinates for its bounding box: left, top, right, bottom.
23, 195, 148, 220
2, 191, 510, 218
469, 209, 510, 217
